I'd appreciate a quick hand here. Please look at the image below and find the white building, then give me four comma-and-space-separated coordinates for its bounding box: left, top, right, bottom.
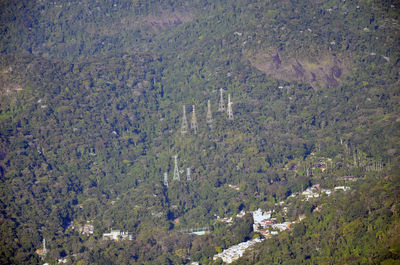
334, 186, 350, 191
80, 224, 94, 235
252, 209, 271, 224
102, 230, 133, 241
321, 189, 332, 195
252, 209, 273, 236
213, 238, 264, 263
271, 222, 292, 231
236, 210, 246, 218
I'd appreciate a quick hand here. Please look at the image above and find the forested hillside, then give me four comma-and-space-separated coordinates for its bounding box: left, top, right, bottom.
0, 0, 399, 264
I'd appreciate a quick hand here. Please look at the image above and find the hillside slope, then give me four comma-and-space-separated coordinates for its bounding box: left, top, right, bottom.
0, 0, 399, 264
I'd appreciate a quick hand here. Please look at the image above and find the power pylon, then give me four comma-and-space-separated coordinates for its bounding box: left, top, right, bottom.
206, 99, 213, 128
163, 172, 168, 187
173, 155, 180, 181
191, 105, 198, 134
181, 105, 188, 135
218, 88, 225, 112
187, 167, 191, 181
227, 93, 234, 120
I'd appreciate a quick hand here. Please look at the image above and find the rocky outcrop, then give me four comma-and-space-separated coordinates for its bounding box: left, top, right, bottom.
247, 50, 349, 89
143, 11, 194, 30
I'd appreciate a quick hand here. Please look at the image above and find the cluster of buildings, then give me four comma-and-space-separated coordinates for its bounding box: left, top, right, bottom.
216, 216, 233, 224
311, 158, 330, 172
80, 224, 94, 235
214, 183, 346, 262
102, 229, 133, 241
299, 184, 350, 201
216, 210, 246, 225
252, 209, 296, 237
334, 186, 351, 191
57, 258, 68, 264
66, 221, 95, 236
301, 184, 323, 201
212, 238, 264, 263
228, 184, 240, 191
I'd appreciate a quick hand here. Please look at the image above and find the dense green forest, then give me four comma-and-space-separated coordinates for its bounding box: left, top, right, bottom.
0, 0, 399, 264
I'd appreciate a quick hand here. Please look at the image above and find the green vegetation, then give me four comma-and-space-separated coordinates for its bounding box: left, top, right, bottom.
0, 0, 399, 264
236, 175, 400, 264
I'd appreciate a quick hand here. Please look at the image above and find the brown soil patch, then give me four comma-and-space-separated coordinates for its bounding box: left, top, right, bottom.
143, 11, 194, 30
246, 50, 350, 89
120, 10, 194, 32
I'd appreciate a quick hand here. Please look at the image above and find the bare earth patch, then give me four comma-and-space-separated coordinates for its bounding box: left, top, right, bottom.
246, 50, 350, 89
0, 68, 23, 98
143, 11, 194, 30
120, 10, 194, 32
0, 82, 23, 97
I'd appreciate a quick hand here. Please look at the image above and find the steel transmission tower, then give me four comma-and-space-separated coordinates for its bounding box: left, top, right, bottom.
218, 88, 225, 112
163, 172, 168, 187
43, 238, 47, 254
186, 167, 191, 181
191, 105, 198, 134
227, 93, 234, 120
173, 155, 180, 180
206, 99, 213, 128
181, 105, 188, 135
